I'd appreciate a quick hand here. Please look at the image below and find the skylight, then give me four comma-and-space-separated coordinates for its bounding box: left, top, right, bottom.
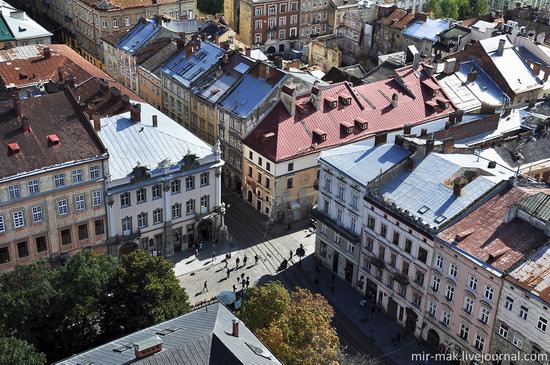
417, 206, 430, 214
246, 343, 272, 360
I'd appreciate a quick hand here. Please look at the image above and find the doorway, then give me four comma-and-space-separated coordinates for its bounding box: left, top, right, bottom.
197, 219, 212, 241
344, 260, 354, 282
387, 298, 399, 321
332, 251, 339, 272
405, 308, 418, 333
426, 328, 440, 349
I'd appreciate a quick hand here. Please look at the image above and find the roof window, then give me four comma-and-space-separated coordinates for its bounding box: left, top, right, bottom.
340, 122, 354, 135
354, 118, 368, 130
324, 96, 337, 109
339, 94, 352, 105
312, 129, 327, 142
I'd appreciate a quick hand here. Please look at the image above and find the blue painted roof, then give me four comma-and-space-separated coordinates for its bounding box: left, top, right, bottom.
320, 142, 411, 185
161, 42, 225, 88
117, 19, 161, 55
456, 60, 509, 106
403, 18, 449, 41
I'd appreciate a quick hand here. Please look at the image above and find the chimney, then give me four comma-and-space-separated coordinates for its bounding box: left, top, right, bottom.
406, 157, 415, 170
99, 78, 109, 92
533, 62, 542, 75
413, 50, 420, 71
13, 94, 21, 118
176, 39, 185, 49
374, 132, 387, 146
93, 114, 101, 131
426, 139, 435, 154
185, 41, 197, 59
443, 138, 454, 154
200, 33, 207, 42
20, 116, 31, 133
455, 110, 464, 123
258, 62, 268, 79
57, 66, 63, 82
223, 53, 229, 64
232, 319, 240, 337
130, 103, 141, 122
43, 47, 51, 59
86, 103, 96, 117
395, 135, 404, 147
467, 69, 478, 83
403, 124, 412, 134
497, 38, 506, 56
214, 33, 220, 45
453, 182, 463, 196
152, 114, 158, 127
245, 47, 251, 57
544, 66, 550, 82
281, 85, 296, 116
391, 93, 398, 108
310, 85, 322, 110
420, 128, 427, 137
66, 76, 75, 88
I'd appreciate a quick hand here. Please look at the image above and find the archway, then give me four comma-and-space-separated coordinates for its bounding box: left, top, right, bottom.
119, 241, 138, 256
405, 308, 418, 333
266, 46, 276, 54
197, 219, 213, 242
427, 328, 440, 349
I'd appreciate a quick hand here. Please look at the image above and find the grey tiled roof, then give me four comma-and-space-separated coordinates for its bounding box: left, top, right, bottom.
515, 192, 550, 222
56, 303, 281, 365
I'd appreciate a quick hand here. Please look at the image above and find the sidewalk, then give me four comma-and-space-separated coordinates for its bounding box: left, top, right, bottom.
297, 254, 447, 365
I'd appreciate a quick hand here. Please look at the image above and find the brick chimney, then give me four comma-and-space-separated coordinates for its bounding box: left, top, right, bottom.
245, 47, 251, 57
426, 139, 435, 154
258, 62, 269, 79
391, 93, 398, 108
281, 85, 296, 116
43, 47, 51, 59
443, 138, 454, 154
232, 319, 240, 337
374, 132, 387, 146
130, 103, 141, 122
20, 116, 31, 133
453, 182, 462, 196
420, 128, 427, 137
152, 114, 158, 127
403, 124, 412, 134
467, 69, 478, 83
93, 114, 101, 131
533, 62, 542, 76
57, 66, 63, 82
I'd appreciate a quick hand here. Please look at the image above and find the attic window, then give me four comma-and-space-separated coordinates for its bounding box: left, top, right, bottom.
324, 96, 337, 109
48, 134, 60, 145
340, 122, 353, 135
354, 118, 368, 130
113, 343, 133, 353
417, 205, 430, 214
8, 143, 20, 154
339, 94, 352, 105
313, 129, 327, 142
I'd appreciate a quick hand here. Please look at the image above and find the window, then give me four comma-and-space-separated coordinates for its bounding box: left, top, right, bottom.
350, 216, 357, 231
537, 317, 547, 332
32, 206, 43, 223
287, 177, 293, 189
257, 172, 262, 184
102, 18, 107, 28
464, 296, 474, 314
513, 333, 523, 349
78, 224, 88, 240
266, 176, 271, 189
335, 208, 343, 223
200, 172, 209, 186
324, 176, 332, 191
484, 286, 494, 301
519, 305, 528, 320
390, 253, 397, 267
474, 334, 485, 351
380, 224, 387, 238
35, 236, 47, 252
442, 311, 451, 327
72, 169, 83, 183
92, 190, 102, 206
334, 233, 341, 244
459, 323, 469, 340
288, 162, 294, 171
365, 236, 374, 252
0, 247, 9, 264
200, 195, 209, 211
498, 322, 509, 338
479, 307, 490, 324
504, 296, 514, 311
137, 188, 146, 203
392, 231, 400, 245
95, 219, 104, 235
8, 185, 20, 199
153, 209, 163, 224
75, 194, 86, 211
445, 285, 455, 301
61, 229, 72, 245
248, 166, 253, 177
280, 3, 287, 12
28, 180, 39, 195
435, 255, 443, 269
367, 216, 375, 229
124, 17, 130, 26
120, 192, 130, 207
351, 193, 358, 208
172, 204, 182, 219
54, 173, 65, 188
468, 276, 478, 291
428, 302, 437, 317
0, 216, 4, 232
171, 179, 181, 194
58, 199, 68, 215
138, 212, 148, 228
320, 241, 327, 258
418, 247, 428, 264
254, 6, 262, 16
16, 241, 28, 258
449, 263, 458, 278
323, 200, 330, 213
414, 270, 425, 286
185, 176, 195, 190
432, 276, 440, 292
186, 199, 195, 215
337, 184, 345, 199
405, 239, 412, 254
90, 166, 100, 179
152, 184, 162, 199
268, 4, 276, 14
347, 242, 355, 254
113, 18, 118, 28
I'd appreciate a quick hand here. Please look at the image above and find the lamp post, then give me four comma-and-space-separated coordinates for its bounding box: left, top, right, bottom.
218, 202, 229, 242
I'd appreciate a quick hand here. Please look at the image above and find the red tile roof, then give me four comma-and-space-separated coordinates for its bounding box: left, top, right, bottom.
244, 64, 456, 162
380, 8, 416, 30
438, 186, 550, 272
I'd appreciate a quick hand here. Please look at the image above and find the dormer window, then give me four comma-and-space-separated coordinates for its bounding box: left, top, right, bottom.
354, 118, 368, 130
339, 94, 352, 106
340, 122, 353, 135
313, 128, 327, 142
324, 96, 337, 109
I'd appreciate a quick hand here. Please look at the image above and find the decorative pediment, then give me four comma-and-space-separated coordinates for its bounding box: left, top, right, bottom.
130, 163, 150, 183
180, 152, 199, 171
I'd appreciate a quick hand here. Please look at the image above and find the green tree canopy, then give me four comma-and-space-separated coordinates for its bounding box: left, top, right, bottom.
101, 250, 191, 337
197, 0, 223, 15
0, 337, 46, 365
241, 281, 291, 332
427, 0, 487, 19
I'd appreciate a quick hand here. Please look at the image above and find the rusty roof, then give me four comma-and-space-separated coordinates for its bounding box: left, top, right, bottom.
0, 90, 106, 179
244, 64, 455, 162
380, 8, 416, 30
506, 243, 550, 303
72, 77, 142, 116
438, 185, 550, 272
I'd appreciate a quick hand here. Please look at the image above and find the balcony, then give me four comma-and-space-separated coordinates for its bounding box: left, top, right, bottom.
311, 207, 360, 243
369, 256, 385, 269
393, 272, 409, 286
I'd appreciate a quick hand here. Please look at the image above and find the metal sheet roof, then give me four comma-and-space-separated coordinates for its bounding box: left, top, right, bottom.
515, 192, 550, 222
403, 18, 449, 41
0, 15, 13, 42
117, 18, 162, 55
0, 3, 52, 41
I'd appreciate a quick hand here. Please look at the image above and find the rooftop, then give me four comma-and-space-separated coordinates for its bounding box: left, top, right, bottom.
116, 18, 163, 55
244, 64, 456, 162
375, 152, 515, 230
0, 14, 13, 42
319, 142, 411, 185
0, 90, 106, 180
403, 18, 449, 42
470, 19, 497, 33
139, 41, 179, 77
438, 186, 549, 272
437, 24, 471, 41
494, 133, 550, 169
507, 243, 550, 303
56, 302, 280, 365
322, 64, 368, 86
379, 8, 416, 30
0, 2, 52, 41
95, 102, 216, 180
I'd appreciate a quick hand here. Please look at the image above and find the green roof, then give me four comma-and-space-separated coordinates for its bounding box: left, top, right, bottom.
439, 25, 470, 40
515, 192, 550, 222
0, 15, 14, 42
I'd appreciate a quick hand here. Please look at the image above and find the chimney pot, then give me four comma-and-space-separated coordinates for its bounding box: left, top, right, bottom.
43, 47, 51, 59
232, 319, 240, 337
533, 62, 542, 75
426, 139, 435, 154
391, 93, 399, 108
152, 114, 158, 127
93, 114, 101, 131
374, 132, 387, 146
443, 137, 455, 154
403, 124, 412, 135
453, 182, 462, 196
130, 103, 141, 122
245, 47, 251, 57
420, 128, 427, 137
497, 38, 506, 56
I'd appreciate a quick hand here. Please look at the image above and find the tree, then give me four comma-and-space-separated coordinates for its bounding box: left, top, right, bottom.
55, 250, 117, 356
338, 352, 383, 365
197, 0, 223, 15
427, 0, 487, 19
0, 337, 46, 365
241, 283, 340, 365
241, 281, 291, 332
101, 251, 191, 337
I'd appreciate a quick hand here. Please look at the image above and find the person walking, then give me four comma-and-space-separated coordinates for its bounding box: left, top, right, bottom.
254, 254, 259, 265
246, 278, 250, 289
199, 241, 203, 251
223, 258, 228, 268
289, 249, 293, 259
211, 252, 216, 262
235, 257, 240, 269
241, 273, 245, 281
195, 248, 199, 258
226, 268, 230, 278
203, 281, 208, 292
243, 255, 248, 267
232, 284, 237, 292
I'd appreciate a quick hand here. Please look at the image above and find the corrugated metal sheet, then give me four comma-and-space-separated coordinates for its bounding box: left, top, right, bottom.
515, 192, 550, 222
117, 18, 162, 55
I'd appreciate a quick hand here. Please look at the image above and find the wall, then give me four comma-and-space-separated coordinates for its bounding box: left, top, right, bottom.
137, 67, 162, 110
308, 38, 342, 71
